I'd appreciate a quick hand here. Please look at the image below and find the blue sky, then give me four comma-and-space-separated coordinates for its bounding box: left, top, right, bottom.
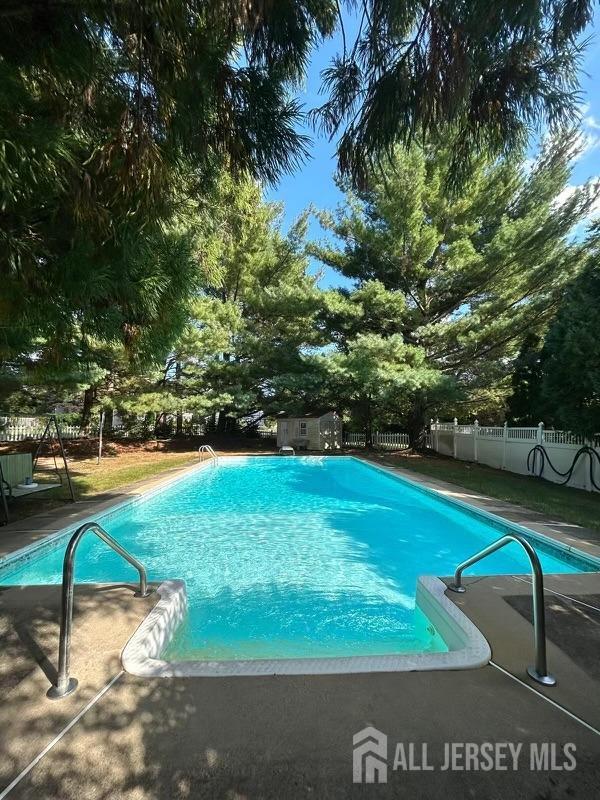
267, 15, 600, 288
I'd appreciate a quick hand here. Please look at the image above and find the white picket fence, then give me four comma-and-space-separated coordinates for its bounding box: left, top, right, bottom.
257, 429, 276, 439
0, 416, 96, 442
343, 431, 411, 449
0, 414, 211, 442
430, 420, 600, 492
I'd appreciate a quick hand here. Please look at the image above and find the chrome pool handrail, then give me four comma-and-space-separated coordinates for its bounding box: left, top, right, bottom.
47, 521, 152, 700
198, 444, 218, 466
448, 533, 556, 687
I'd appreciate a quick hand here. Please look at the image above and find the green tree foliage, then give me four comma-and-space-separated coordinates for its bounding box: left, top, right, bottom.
0, 176, 205, 413
506, 334, 544, 426
537, 257, 600, 436
311, 133, 598, 443
0, 1, 337, 400
1, 1, 597, 430
315, 0, 593, 187
105, 176, 327, 431
318, 333, 452, 445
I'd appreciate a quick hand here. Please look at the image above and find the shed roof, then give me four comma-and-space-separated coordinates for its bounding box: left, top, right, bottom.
276, 410, 338, 420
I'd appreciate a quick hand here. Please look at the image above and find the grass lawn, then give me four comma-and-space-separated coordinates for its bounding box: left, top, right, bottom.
366, 450, 600, 533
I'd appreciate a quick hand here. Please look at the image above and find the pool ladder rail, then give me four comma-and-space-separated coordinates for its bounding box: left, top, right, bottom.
198, 444, 219, 466
44, 523, 555, 696
448, 533, 556, 687
47, 521, 153, 700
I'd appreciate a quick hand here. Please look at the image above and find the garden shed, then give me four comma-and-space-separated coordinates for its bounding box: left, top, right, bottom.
276, 411, 342, 451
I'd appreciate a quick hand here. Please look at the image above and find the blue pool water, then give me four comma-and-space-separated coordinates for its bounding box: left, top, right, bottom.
0, 457, 593, 660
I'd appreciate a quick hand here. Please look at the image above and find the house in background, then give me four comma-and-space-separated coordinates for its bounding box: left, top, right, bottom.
276, 411, 342, 451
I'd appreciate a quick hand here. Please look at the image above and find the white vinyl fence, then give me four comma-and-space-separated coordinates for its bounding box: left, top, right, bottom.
343, 431, 411, 449
430, 420, 600, 492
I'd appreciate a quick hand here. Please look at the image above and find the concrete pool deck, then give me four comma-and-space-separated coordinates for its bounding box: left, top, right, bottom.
1, 614, 599, 799
0, 453, 599, 798
0, 583, 158, 793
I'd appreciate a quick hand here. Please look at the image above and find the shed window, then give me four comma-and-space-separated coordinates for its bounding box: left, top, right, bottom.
299, 421, 308, 437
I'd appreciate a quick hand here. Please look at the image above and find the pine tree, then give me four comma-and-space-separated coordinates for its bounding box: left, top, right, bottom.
506, 335, 544, 426
315, 0, 593, 188
311, 133, 598, 444
0, 1, 336, 391
139, 176, 326, 429
539, 257, 600, 437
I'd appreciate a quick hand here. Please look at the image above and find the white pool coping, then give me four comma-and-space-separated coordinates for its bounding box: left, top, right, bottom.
121, 576, 491, 677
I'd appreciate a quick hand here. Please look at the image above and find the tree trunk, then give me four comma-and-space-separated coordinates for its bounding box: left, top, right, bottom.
216, 410, 227, 434
154, 412, 166, 437
364, 396, 373, 448
407, 398, 427, 450
81, 386, 96, 429
97, 409, 105, 464
175, 362, 183, 436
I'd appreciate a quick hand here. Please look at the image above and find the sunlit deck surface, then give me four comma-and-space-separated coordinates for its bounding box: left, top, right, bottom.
1, 457, 599, 799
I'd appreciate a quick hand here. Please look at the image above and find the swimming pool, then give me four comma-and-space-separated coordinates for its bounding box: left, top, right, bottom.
0, 456, 596, 671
